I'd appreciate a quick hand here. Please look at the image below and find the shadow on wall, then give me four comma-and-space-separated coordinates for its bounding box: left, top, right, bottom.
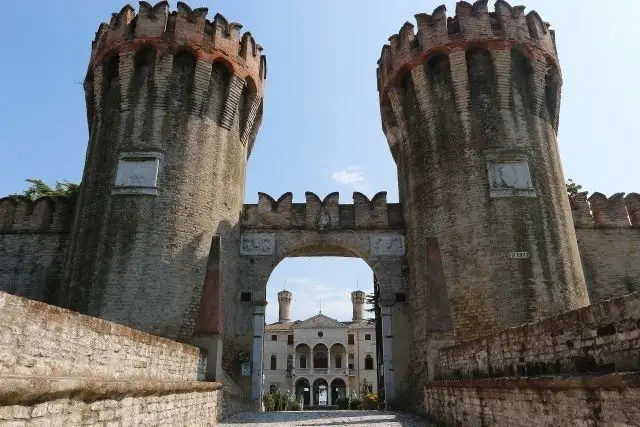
0, 196, 76, 305
175, 218, 251, 394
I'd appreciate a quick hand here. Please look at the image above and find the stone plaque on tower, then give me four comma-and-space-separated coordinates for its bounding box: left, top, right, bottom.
485, 153, 536, 198
112, 152, 162, 196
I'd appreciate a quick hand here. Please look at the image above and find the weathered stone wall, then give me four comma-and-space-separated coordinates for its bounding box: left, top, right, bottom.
0, 292, 204, 381
0, 292, 253, 423
571, 192, 640, 302
579, 228, 640, 302
0, 378, 225, 425
0, 197, 74, 304
439, 291, 640, 379
425, 373, 640, 426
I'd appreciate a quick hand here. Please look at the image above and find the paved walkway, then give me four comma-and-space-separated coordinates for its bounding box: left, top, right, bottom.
219, 410, 429, 426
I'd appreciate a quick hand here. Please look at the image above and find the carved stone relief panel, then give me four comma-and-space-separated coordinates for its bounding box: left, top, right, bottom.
371, 233, 405, 256
240, 233, 275, 256
112, 152, 162, 196
315, 207, 331, 231
485, 151, 536, 198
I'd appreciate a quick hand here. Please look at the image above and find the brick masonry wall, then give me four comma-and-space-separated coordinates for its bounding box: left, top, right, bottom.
425, 373, 640, 426
0, 292, 203, 381
439, 291, 640, 379
0, 234, 68, 304
577, 228, 640, 302
0, 196, 74, 305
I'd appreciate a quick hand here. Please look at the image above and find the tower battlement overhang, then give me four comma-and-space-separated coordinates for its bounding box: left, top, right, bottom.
377, 0, 557, 103
89, 1, 266, 93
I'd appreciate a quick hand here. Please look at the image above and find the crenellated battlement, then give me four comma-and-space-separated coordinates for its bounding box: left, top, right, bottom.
0, 197, 75, 233
377, 0, 557, 98
90, 2, 266, 89
241, 192, 404, 230
570, 192, 640, 229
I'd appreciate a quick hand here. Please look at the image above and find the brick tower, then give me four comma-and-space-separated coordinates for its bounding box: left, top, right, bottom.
61, 2, 266, 342
377, 0, 589, 354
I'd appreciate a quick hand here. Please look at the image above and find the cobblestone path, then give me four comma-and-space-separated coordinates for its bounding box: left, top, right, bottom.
219, 410, 429, 426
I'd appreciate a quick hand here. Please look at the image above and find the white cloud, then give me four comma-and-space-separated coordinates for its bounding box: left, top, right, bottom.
331, 166, 365, 186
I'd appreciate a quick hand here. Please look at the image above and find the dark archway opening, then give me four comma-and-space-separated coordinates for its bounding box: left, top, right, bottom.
331, 378, 347, 405
295, 378, 311, 406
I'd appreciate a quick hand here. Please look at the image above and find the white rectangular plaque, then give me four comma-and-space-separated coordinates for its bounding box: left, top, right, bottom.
508, 251, 530, 259
240, 233, 275, 256
485, 152, 536, 199
112, 152, 162, 196
371, 233, 405, 257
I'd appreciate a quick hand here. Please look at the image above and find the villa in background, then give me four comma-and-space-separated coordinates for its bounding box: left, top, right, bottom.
263, 290, 377, 407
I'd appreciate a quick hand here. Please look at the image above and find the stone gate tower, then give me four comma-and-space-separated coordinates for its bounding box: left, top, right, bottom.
61, 1, 266, 345
377, 0, 589, 357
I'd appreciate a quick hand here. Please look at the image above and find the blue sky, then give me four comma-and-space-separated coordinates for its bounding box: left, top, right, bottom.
1, 1, 638, 324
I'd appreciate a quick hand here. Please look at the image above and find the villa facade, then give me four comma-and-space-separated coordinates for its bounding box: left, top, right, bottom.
262, 290, 377, 406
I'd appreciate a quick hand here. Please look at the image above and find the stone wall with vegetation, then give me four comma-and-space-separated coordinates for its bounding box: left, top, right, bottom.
425, 373, 640, 426
438, 291, 640, 379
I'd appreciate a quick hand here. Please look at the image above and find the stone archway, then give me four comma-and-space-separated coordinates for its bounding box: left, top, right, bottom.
331, 378, 347, 405
312, 378, 329, 406
230, 191, 410, 408
295, 378, 311, 406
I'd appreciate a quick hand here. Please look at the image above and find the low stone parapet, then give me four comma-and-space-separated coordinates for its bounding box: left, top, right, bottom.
439, 291, 640, 379
0, 291, 205, 381
0, 376, 225, 425
425, 373, 640, 426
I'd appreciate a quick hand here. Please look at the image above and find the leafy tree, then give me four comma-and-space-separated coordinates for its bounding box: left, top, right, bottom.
566, 178, 583, 197
8, 179, 79, 200
365, 292, 378, 324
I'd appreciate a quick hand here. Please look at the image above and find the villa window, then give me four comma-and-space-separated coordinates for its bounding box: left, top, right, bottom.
335, 355, 342, 369
348, 334, 354, 344
270, 355, 277, 370
365, 334, 371, 341
300, 355, 307, 369
288, 334, 294, 345
271, 335, 277, 341
365, 355, 374, 370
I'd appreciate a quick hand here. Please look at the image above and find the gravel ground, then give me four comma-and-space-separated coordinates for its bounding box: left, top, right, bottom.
219, 410, 429, 426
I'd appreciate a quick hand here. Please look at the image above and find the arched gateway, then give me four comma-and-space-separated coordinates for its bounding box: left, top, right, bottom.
234, 191, 409, 403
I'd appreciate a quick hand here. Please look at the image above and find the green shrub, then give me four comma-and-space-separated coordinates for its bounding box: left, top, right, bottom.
362, 393, 378, 410
335, 397, 349, 410
349, 399, 362, 410
266, 392, 300, 411
263, 393, 275, 411
288, 399, 301, 411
